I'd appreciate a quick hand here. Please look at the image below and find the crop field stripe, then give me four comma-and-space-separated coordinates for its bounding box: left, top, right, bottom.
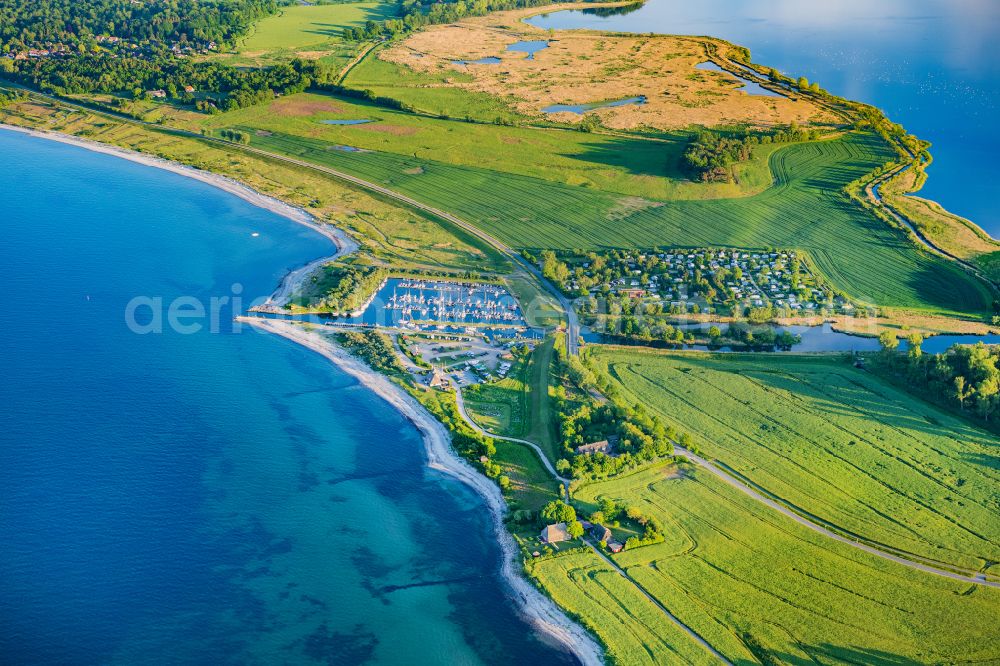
591, 350, 1000, 572
572, 465, 1000, 663
655, 363, 974, 549
533, 552, 717, 665
746, 368, 1000, 524
605, 360, 908, 540
243, 128, 991, 316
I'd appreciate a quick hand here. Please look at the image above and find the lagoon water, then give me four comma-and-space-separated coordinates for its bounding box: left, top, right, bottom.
695, 61, 785, 97
528, 0, 1000, 237
0, 130, 573, 665
544, 95, 647, 114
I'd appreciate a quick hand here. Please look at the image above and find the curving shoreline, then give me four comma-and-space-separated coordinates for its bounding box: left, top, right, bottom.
0, 123, 603, 664
240, 318, 605, 666
0, 123, 357, 306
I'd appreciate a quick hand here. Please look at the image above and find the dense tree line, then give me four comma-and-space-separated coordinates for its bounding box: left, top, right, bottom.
876, 338, 1000, 424
2, 55, 330, 112
342, 0, 556, 41
683, 123, 819, 183
547, 345, 692, 481
337, 330, 407, 377
0, 0, 300, 113
0, 0, 276, 53
0, 87, 26, 107
587, 498, 663, 549
852, 104, 927, 158
306, 263, 387, 313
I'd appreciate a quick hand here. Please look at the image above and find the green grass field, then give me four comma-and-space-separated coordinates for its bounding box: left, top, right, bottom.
528, 550, 720, 665
204, 91, 781, 201
564, 463, 1000, 665
589, 349, 1000, 573
526, 338, 562, 465
240, 3, 397, 53
493, 440, 559, 511
461, 338, 561, 465
504, 273, 563, 329
212, 2, 397, 70
464, 360, 529, 437
239, 125, 992, 317
342, 51, 527, 125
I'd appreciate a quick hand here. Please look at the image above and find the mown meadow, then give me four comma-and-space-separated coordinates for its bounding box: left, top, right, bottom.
239, 3, 396, 53
562, 463, 1000, 665
240, 124, 992, 317
589, 349, 1000, 573
214, 2, 398, 69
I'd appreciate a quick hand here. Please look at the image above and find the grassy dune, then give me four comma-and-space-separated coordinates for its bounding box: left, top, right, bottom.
243, 127, 992, 317
567, 464, 1000, 665
590, 349, 1000, 573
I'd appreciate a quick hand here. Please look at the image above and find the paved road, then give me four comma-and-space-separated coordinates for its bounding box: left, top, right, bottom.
674, 446, 1000, 588
582, 539, 733, 665
519, 260, 580, 355
453, 385, 572, 500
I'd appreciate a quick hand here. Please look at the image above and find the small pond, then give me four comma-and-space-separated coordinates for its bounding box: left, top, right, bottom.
453, 56, 502, 65
543, 95, 647, 114
695, 61, 784, 97
506, 40, 550, 59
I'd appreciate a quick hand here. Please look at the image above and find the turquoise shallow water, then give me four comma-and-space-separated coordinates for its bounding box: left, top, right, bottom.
0, 129, 573, 665
528, 0, 1000, 237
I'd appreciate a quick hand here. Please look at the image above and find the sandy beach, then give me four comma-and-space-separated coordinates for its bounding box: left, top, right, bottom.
241, 317, 605, 666
0, 123, 358, 306
3, 121, 602, 663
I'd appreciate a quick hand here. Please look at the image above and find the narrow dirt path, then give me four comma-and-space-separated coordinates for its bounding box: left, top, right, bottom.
582, 539, 733, 665
674, 445, 1000, 588
453, 386, 572, 500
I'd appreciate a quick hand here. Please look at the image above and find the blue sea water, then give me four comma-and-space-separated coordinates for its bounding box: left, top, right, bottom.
527, 0, 1000, 237
0, 129, 574, 665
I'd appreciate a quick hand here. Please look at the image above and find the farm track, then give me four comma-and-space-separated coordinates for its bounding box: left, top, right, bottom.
673, 445, 1000, 588
336, 40, 381, 84
454, 385, 571, 499
606, 356, 1000, 573
582, 539, 734, 665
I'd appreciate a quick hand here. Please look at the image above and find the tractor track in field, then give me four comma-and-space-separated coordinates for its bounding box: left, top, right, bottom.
673, 445, 1000, 589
